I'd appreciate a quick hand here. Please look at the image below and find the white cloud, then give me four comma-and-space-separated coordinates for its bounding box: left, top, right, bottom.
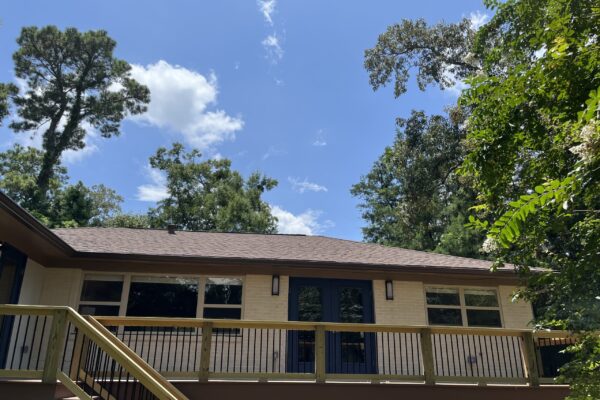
262, 34, 284, 63
288, 177, 328, 193
258, 0, 276, 26
136, 166, 169, 202
62, 143, 99, 164
469, 11, 489, 30
61, 122, 101, 164
312, 129, 327, 147
262, 145, 286, 161
129, 60, 243, 151
271, 205, 333, 235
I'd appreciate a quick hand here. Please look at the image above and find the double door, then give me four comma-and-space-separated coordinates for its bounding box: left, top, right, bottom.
287, 278, 377, 374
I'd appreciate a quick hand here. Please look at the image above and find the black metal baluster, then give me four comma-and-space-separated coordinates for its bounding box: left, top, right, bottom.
412, 333, 419, 376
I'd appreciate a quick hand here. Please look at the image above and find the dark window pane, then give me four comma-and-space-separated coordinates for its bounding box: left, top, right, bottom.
78, 304, 120, 316
80, 280, 123, 302
426, 289, 460, 306
464, 289, 499, 307
466, 309, 502, 327
202, 308, 241, 319
204, 278, 243, 305
298, 286, 322, 322
339, 288, 364, 323
341, 332, 366, 363
427, 308, 463, 326
127, 282, 197, 318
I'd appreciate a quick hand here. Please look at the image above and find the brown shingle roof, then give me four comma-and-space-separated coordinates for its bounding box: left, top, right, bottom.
51, 227, 499, 272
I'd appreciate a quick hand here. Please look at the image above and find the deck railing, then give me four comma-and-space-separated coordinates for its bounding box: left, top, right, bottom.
0, 305, 188, 400
93, 316, 574, 385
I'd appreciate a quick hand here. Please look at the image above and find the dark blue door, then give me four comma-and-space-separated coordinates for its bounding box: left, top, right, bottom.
0, 244, 27, 369
287, 278, 377, 374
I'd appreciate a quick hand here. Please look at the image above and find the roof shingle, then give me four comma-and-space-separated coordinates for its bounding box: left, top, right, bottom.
52, 227, 498, 272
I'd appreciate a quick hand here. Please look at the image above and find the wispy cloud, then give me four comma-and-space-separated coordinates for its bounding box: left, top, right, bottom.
271, 205, 334, 235
136, 166, 169, 202
258, 0, 276, 26
129, 60, 243, 151
469, 11, 489, 30
312, 129, 327, 147
262, 145, 286, 161
257, 0, 285, 65
288, 177, 328, 194
262, 34, 284, 64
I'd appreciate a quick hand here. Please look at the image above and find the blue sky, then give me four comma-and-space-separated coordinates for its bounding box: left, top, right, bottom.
0, 1, 489, 240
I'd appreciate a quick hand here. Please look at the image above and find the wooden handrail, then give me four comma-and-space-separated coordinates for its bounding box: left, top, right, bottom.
0, 304, 187, 400
92, 314, 573, 338
85, 316, 189, 400
0, 304, 578, 388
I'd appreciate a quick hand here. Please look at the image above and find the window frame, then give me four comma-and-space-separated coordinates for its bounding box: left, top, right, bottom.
76, 272, 245, 320
424, 286, 504, 328
78, 274, 125, 316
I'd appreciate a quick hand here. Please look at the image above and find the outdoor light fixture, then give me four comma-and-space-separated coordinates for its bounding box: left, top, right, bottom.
272, 275, 280, 296
385, 280, 394, 300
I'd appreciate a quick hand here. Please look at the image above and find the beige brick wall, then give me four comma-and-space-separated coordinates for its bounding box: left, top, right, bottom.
243, 274, 289, 321
18, 259, 45, 304
499, 285, 533, 329
373, 280, 427, 325
39, 267, 82, 307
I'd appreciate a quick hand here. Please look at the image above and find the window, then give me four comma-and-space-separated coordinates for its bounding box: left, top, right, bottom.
78, 274, 123, 316
426, 287, 502, 327
127, 276, 198, 318
203, 277, 243, 320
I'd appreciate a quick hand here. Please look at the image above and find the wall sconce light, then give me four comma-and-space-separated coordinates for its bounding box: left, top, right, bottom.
272, 275, 280, 296
385, 280, 394, 300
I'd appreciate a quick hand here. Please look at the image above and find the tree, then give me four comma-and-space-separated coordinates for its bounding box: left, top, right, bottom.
364, 18, 476, 98
0, 83, 17, 124
0, 144, 123, 227
8, 26, 149, 203
147, 143, 278, 233
365, 0, 600, 396
97, 213, 152, 229
351, 110, 483, 257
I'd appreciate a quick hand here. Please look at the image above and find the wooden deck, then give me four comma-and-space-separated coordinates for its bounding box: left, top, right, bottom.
1, 305, 576, 399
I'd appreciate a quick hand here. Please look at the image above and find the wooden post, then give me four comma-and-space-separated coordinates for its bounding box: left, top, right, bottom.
42, 309, 68, 383
522, 332, 540, 387
315, 325, 326, 383
420, 328, 435, 385
199, 323, 213, 382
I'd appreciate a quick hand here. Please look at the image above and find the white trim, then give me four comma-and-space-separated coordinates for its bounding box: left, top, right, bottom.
76, 272, 245, 320
423, 285, 504, 328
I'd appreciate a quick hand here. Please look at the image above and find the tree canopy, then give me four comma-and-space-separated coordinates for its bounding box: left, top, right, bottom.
351, 110, 483, 258
364, 0, 600, 396
145, 143, 279, 233
8, 26, 150, 203
0, 144, 122, 227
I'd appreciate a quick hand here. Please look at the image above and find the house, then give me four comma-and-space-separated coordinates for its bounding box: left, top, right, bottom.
0, 191, 571, 400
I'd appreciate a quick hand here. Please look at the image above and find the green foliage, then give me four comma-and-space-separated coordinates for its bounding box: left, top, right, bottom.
147, 143, 278, 233
96, 213, 152, 229
366, 0, 600, 395
364, 18, 476, 97
558, 334, 600, 399
8, 25, 150, 199
0, 83, 17, 124
0, 144, 122, 227
351, 111, 484, 257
